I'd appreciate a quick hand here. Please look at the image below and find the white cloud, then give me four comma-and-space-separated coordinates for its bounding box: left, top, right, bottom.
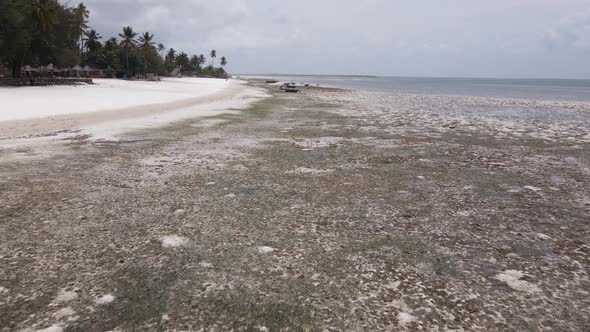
82, 0, 590, 77
545, 10, 590, 50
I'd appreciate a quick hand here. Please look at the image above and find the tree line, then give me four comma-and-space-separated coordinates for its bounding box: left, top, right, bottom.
0, 0, 228, 78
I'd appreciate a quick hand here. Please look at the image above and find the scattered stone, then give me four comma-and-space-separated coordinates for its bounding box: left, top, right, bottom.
53, 290, 78, 304
233, 164, 248, 171
54, 307, 75, 319
21, 324, 65, 332
257, 246, 276, 254
287, 167, 334, 175
160, 235, 188, 248
199, 262, 213, 268
206, 182, 216, 186
95, 294, 115, 305
398, 312, 417, 325
386, 281, 401, 290
174, 209, 185, 215
35, 324, 64, 332
523, 186, 542, 192
495, 270, 541, 293
225, 193, 236, 198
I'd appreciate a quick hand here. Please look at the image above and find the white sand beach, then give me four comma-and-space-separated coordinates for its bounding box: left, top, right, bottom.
0, 78, 267, 141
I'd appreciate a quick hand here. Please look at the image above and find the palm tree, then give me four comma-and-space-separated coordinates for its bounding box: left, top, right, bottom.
190, 55, 199, 70
104, 37, 118, 51
21, 0, 60, 76
31, 0, 59, 33
74, 3, 89, 54
138, 32, 155, 74
118, 26, 137, 77
84, 30, 102, 54
220, 56, 227, 68
157, 43, 165, 58
165, 48, 176, 64
138, 32, 155, 50
98, 40, 119, 73
210, 50, 217, 67
175, 52, 190, 70
198, 54, 206, 67
97, 52, 119, 70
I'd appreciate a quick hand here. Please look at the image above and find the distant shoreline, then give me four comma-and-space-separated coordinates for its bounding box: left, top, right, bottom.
239, 74, 590, 82
239, 74, 378, 78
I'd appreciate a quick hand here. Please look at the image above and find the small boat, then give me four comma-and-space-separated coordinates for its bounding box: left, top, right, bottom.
285, 88, 299, 93
266, 80, 278, 83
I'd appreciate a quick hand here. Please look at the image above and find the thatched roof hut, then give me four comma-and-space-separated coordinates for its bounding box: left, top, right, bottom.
23, 65, 38, 72
45, 63, 55, 72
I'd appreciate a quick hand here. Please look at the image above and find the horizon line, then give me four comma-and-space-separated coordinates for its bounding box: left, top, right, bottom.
235, 73, 590, 81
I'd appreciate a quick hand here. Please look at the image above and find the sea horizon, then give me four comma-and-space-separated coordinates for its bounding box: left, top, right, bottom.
239, 74, 590, 102
239, 73, 590, 81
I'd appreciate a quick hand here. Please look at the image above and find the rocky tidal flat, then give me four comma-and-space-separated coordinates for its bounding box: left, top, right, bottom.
1, 82, 589, 331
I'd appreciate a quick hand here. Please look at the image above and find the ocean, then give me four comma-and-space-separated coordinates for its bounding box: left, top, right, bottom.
243, 75, 590, 102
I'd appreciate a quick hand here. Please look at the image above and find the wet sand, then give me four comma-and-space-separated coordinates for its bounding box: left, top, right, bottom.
0, 81, 589, 331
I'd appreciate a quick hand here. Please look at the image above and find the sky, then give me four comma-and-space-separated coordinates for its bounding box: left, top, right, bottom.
82, 0, 590, 78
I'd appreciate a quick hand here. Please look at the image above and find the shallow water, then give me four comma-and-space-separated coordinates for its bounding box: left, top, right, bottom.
245, 75, 590, 102
312, 89, 590, 144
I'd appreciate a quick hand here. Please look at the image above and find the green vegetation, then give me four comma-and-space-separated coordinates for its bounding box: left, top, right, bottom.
0, 0, 229, 78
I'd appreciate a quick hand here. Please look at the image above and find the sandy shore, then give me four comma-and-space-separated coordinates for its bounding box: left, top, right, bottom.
0, 81, 589, 331
0, 78, 267, 141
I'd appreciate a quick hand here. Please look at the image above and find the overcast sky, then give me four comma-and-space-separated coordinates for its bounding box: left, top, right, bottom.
83, 0, 590, 78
